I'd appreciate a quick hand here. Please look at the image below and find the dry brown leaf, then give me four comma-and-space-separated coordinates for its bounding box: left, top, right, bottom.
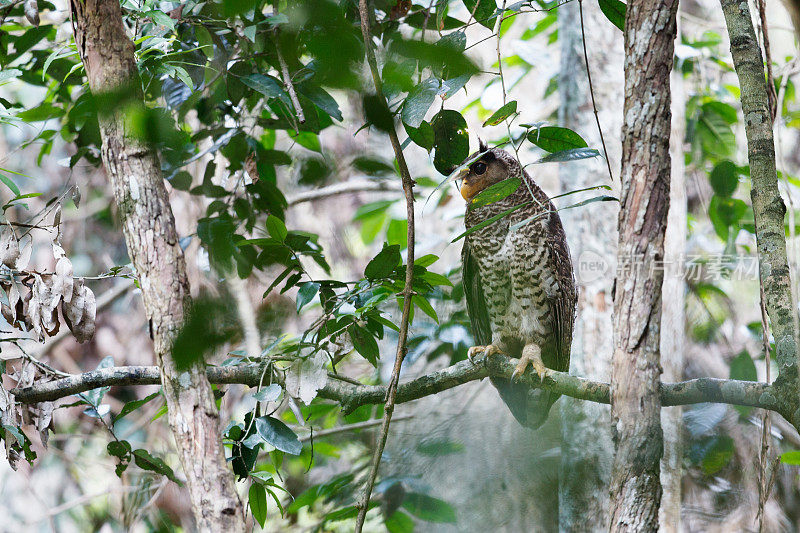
52, 244, 74, 304
15, 233, 32, 271
63, 280, 95, 343
0, 226, 19, 268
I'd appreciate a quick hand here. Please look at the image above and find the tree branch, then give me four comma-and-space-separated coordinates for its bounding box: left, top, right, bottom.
719, 0, 798, 406
12, 353, 786, 417
286, 180, 402, 206
354, 0, 417, 529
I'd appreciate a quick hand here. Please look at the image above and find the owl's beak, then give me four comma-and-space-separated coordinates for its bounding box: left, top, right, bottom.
456, 168, 478, 201
460, 182, 480, 202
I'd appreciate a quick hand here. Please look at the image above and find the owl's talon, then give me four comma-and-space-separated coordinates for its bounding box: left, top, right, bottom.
512, 345, 547, 381
467, 344, 500, 365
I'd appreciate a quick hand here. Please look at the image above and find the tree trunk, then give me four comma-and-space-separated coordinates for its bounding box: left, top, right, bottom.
69, 1, 245, 530
609, 0, 678, 530
658, 54, 687, 532
718, 0, 799, 417
557, 1, 621, 530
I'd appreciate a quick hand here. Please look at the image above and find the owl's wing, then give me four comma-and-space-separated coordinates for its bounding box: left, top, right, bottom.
461, 238, 492, 347
545, 207, 577, 373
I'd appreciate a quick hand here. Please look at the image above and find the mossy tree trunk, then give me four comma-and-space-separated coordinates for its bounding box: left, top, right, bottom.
609, 0, 678, 530
69, 1, 245, 530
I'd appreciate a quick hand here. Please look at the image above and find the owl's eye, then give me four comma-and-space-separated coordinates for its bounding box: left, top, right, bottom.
473, 161, 487, 175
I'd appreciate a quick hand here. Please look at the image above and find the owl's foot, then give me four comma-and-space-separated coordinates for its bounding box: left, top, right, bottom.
511, 344, 546, 381
467, 344, 501, 364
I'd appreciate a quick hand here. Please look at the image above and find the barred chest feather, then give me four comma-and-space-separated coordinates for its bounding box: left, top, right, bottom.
464, 184, 561, 352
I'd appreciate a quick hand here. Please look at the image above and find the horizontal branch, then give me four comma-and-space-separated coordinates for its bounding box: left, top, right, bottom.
286, 180, 402, 206
11, 353, 785, 417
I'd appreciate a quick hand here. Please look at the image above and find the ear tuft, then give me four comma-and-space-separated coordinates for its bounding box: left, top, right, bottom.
478, 138, 488, 153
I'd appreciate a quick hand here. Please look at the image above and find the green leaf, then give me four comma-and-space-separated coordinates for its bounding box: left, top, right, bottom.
781, 450, 800, 465
463, 0, 498, 29
532, 147, 600, 164
413, 294, 439, 323
402, 492, 457, 523
439, 73, 472, 99
16, 103, 64, 122
702, 101, 738, 124
145, 9, 176, 29
527, 126, 588, 153
252, 384, 282, 402
352, 156, 395, 176
0, 173, 21, 196
113, 391, 161, 423
483, 101, 517, 126
700, 436, 734, 475
133, 449, 180, 484
385, 510, 415, 533
414, 254, 439, 267
255, 416, 303, 455
354, 200, 395, 221
241, 74, 287, 99
432, 110, 469, 175
324, 505, 359, 522
729, 350, 757, 381
404, 120, 435, 151
451, 202, 529, 242
363, 93, 395, 132
709, 160, 739, 197
266, 215, 288, 242
402, 78, 439, 128
416, 438, 465, 456
169, 171, 193, 191
293, 132, 322, 152
249, 483, 268, 527
107, 439, 132, 458
390, 36, 477, 79
421, 271, 453, 287
469, 177, 520, 209
196, 25, 215, 59
598, 0, 626, 31
351, 325, 380, 366
709, 196, 748, 239
297, 83, 343, 121
296, 282, 320, 312
365, 244, 402, 279
697, 111, 735, 157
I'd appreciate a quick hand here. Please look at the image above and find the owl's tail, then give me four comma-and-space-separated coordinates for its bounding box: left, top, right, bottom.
490, 377, 559, 429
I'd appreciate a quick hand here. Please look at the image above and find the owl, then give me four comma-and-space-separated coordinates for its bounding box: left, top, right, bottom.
459, 142, 577, 428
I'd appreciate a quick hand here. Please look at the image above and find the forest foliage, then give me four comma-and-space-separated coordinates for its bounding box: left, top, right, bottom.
0, 0, 799, 529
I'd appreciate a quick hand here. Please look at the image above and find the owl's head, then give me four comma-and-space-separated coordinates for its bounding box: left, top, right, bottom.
457, 140, 520, 202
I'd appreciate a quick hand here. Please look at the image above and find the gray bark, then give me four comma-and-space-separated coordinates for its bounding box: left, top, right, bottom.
719, 0, 799, 421
557, 0, 622, 530
609, 0, 678, 530
68, 1, 245, 530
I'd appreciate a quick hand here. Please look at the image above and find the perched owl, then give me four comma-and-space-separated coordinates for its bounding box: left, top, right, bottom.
459, 142, 577, 429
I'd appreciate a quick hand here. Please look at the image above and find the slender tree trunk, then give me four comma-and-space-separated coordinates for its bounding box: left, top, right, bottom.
719, 0, 799, 418
659, 52, 687, 532
69, 1, 245, 530
557, 1, 621, 530
609, 0, 677, 530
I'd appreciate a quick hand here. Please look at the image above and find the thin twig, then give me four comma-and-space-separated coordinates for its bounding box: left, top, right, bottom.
756, 0, 777, 121
275, 34, 305, 124
286, 180, 402, 206
298, 414, 414, 442
578, 0, 614, 182
354, 0, 417, 529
